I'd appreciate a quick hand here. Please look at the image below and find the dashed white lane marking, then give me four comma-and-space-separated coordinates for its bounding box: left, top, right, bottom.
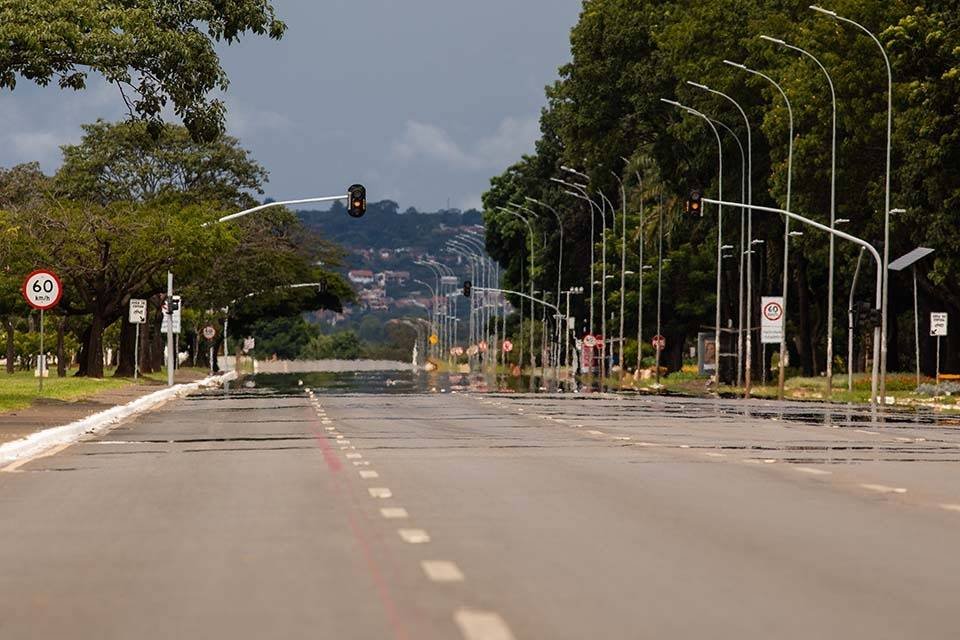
398, 528, 431, 544
381, 507, 409, 519
369, 487, 393, 499
614, 436, 631, 441
586, 430, 605, 436
346, 453, 363, 459
352, 461, 371, 466
335, 435, 345, 440
939, 504, 960, 513
856, 429, 880, 435
359, 470, 380, 479
454, 608, 516, 640
325, 427, 336, 432
338, 440, 350, 445
894, 437, 913, 443
704, 452, 726, 458
861, 483, 907, 495
795, 467, 832, 476
421, 560, 464, 583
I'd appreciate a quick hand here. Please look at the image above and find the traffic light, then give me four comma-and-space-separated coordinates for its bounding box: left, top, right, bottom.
854, 301, 881, 328
347, 184, 366, 218
686, 189, 703, 216
168, 297, 180, 312
463, 280, 472, 297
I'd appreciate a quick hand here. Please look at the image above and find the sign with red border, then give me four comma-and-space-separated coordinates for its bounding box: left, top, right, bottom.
22, 269, 63, 311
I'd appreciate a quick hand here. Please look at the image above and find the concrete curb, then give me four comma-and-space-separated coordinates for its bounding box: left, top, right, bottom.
0, 371, 238, 467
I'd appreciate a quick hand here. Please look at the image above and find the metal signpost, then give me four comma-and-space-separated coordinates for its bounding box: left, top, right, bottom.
129, 299, 147, 379
931, 312, 948, 397
203, 325, 217, 375
22, 269, 63, 393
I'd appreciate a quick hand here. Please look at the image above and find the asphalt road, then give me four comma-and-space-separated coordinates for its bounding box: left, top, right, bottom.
2, 375, 960, 639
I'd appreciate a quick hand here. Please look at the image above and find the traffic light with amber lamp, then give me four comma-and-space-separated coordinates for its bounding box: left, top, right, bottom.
686, 189, 703, 217
348, 184, 366, 218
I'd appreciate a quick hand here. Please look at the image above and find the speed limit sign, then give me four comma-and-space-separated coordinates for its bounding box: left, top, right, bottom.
22, 270, 63, 310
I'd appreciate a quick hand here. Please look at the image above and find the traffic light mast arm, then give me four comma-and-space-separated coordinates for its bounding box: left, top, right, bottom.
702, 196, 883, 409
215, 195, 350, 224
473, 286, 562, 316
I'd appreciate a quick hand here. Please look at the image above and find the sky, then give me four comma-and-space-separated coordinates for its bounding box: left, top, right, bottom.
0, 1, 583, 212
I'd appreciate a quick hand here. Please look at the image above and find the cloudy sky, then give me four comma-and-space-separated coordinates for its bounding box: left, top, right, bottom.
0, 1, 582, 212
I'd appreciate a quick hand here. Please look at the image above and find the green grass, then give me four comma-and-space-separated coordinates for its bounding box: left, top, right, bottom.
0, 370, 134, 413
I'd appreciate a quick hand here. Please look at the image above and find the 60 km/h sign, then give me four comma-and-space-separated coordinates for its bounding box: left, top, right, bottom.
22, 270, 63, 310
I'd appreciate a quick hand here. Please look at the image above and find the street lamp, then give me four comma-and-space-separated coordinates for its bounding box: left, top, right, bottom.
725, 59, 794, 400
687, 80, 754, 395
812, 4, 894, 399
662, 98, 724, 388
761, 33, 840, 394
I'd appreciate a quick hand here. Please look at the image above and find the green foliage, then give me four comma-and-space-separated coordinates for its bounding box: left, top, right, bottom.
0, 0, 285, 141
249, 316, 319, 360
301, 331, 363, 360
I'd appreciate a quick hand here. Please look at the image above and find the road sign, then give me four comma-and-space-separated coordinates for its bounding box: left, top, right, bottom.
931, 312, 948, 337
467, 345, 479, 357
429, 334, 439, 345
478, 341, 488, 352
583, 334, 598, 348
128, 299, 147, 324
651, 334, 666, 351
22, 270, 63, 310
202, 325, 217, 340
502, 340, 514, 353
243, 337, 256, 353
450, 346, 464, 357
161, 295, 182, 334
761, 296, 784, 344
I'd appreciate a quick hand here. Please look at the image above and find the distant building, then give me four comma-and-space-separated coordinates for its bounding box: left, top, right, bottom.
348, 269, 375, 285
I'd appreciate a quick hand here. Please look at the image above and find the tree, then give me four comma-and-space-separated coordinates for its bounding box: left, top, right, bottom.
0, 0, 285, 141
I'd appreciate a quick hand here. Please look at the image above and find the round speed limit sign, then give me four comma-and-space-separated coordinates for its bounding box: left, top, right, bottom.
22, 269, 63, 310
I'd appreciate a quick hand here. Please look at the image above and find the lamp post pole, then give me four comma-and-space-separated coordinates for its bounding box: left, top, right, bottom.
762, 34, 838, 396
688, 81, 754, 396
662, 99, 724, 389
725, 60, 793, 399
812, 4, 893, 400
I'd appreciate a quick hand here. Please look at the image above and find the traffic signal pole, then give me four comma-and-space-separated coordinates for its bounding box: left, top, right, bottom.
703, 197, 883, 410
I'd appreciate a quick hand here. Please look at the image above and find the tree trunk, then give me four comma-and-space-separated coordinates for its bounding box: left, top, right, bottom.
57, 316, 67, 377
114, 315, 137, 377
795, 254, 815, 376
149, 301, 165, 372
76, 324, 90, 376
5, 318, 14, 374
81, 315, 106, 378
139, 314, 154, 374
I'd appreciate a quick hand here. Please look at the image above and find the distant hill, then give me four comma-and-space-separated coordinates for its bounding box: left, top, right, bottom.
299, 200, 483, 268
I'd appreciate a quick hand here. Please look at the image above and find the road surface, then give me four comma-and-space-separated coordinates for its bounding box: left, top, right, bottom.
1, 372, 959, 639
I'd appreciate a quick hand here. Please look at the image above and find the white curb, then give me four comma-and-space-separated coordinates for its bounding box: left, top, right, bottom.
0, 371, 238, 467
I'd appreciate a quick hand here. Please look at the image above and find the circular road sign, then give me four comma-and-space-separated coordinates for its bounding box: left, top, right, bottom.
22, 269, 63, 311
583, 334, 598, 348
763, 300, 784, 323
651, 334, 666, 351
202, 325, 217, 340
502, 340, 514, 353
478, 341, 488, 352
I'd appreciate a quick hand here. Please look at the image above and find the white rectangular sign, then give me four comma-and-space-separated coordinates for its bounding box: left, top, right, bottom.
128, 298, 147, 324
931, 312, 948, 337
161, 295, 182, 334
761, 296, 784, 344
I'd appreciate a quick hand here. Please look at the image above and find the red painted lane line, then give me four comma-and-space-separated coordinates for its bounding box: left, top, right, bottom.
313, 429, 342, 473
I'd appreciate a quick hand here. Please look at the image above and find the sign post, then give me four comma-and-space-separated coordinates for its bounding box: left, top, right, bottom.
129, 299, 147, 379
22, 270, 63, 393
931, 312, 948, 397
203, 325, 217, 375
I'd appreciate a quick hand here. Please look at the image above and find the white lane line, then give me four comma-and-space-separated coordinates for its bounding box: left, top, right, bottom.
352, 460, 371, 466
325, 427, 336, 432
398, 528, 430, 544
369, 487, 392, 499
421, 560, 464, 583
340, 446, 350, 451
704, 452, 726, 458
359, 470, 380, 479
939, 504, 960, 513
894, 437, 913, 443
346, 453, 363, 459
454, 608, 516, 640
335, 434, 345, 439
586, 430, 605, 436
338, 440, 351, 445
860, 483, 907, 495
614, 436, 631, 441
795, 467, 832, 476
856, 429, 880, 435
380, 507, 409, 519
